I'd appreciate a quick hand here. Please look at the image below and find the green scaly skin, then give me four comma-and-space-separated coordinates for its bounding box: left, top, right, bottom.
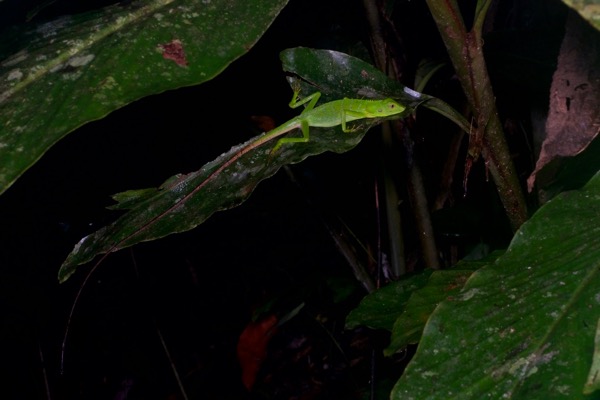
267, 91, 405, 153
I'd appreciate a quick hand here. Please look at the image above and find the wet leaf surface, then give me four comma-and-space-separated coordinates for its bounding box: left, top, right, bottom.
392, 171, 600, 399
0, 0, 289, 194
58, 49, 410, 282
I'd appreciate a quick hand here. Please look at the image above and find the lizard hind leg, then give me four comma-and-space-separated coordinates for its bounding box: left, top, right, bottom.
270, 119, 311, 154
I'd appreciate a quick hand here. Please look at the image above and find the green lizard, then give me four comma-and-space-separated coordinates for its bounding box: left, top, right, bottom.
58, 91, 405, 364
268, 90, 405, 153
58, 90, 404, 282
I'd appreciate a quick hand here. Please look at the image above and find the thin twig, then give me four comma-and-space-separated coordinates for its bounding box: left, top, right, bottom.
38, 341, 52, 400
60, 260, 103, 375
154, 319, 190, 400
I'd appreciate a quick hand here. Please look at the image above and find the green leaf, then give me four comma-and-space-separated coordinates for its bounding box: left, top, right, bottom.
584, 318, 600, 394
58, 48, 407, 282
384, 256, 497, 356
561, 0, 600, 31
345, 270, 434, 332
107, 188, 160, 211
392, 170, 600, 399
58, 120, 386, 283
0, 0, 289, 194
344, 253, 500, 354
107, 173, 185, 210
280, 47, 471, 134
280, 47, 426, 107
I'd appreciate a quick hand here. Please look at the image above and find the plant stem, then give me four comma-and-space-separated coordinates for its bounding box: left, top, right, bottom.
425, 0, 528, 230
363, 0, 440, 272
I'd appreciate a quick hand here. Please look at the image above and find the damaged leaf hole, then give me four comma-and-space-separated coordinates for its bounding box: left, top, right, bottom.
157, 39, 188, 67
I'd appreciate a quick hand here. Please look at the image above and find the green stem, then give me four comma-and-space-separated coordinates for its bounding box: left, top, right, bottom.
425, 0, 528, 230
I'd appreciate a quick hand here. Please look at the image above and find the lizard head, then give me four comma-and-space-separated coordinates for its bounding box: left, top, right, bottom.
366, 98, 405, 117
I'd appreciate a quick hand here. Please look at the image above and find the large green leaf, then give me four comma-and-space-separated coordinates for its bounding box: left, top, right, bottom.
562, 0, 600, 31
384, 256, 497, 356
58, 119, 396, 283
0, 0, 289, 194
280, 47, 471, 134
392, 170, 600, 399
344, 254, 500, 355
345, 269, 434, 332
58, 48, 413, 282
280, 47, 425, 108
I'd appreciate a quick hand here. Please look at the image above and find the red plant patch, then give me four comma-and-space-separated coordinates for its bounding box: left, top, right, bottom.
237, 314, 279, 391
157, 39, 188, 67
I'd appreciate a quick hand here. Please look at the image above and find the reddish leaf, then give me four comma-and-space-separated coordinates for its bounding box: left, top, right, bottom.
237, 314, 278, 390
528, 11, 600, 191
